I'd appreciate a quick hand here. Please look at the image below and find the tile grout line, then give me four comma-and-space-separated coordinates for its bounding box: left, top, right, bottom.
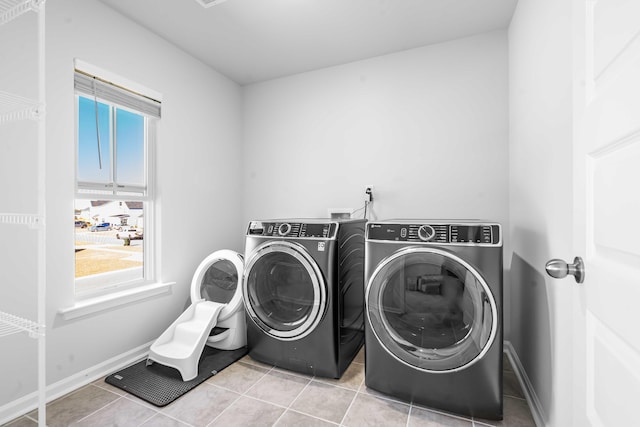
150, 408, 196, 427
128, 385, 196, 427
228, 367, 357, 426
503, 392, 528, 401
73, 390, 125, 425
286, 408, 342, 426
203, 364, 276, 427
284, 378, 351, 426
204, 392, 244, 427
410, 401, 477, 424
405, 404, 413, 427
136, 408, 162, 427
270, 375, 314, 426
205, 362, 312, 426
337, 376, 365, 426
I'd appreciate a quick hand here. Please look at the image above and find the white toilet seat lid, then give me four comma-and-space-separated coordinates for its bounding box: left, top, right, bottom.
190, 249, 244, 321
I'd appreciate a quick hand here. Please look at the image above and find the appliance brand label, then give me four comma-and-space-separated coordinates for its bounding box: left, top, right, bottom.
317, 242, 325, 251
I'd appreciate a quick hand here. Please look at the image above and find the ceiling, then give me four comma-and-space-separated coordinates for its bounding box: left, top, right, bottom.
99, 0, 518, 86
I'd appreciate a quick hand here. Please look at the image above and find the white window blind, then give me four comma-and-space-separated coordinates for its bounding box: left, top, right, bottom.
74, 70, 161, 118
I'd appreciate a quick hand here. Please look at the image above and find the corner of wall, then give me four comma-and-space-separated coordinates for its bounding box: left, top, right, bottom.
504, 341, 546, 427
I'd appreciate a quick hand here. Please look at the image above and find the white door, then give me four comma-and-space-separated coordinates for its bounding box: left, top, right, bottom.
571, 0, 640, 425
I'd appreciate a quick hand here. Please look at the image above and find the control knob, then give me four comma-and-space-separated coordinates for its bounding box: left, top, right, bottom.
278, 223, 292, 236
418, 225, 436, 241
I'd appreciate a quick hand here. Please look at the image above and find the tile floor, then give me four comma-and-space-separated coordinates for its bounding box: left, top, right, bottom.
4, 349, 536, 427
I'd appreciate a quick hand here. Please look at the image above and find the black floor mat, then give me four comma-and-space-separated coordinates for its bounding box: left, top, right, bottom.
105, 346, 248, 407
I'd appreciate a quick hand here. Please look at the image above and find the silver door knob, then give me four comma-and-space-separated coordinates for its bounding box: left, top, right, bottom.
545, 257, 585, 284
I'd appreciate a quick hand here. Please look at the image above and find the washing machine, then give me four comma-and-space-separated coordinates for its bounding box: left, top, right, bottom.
243, 218, 365, 378
364, 220, 503, 420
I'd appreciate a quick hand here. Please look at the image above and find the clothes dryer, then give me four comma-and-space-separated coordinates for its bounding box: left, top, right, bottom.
243, 218, 365, 378
364, 220, 503, 420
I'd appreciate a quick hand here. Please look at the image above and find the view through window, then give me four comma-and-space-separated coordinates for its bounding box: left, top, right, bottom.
75, 92, 150, 295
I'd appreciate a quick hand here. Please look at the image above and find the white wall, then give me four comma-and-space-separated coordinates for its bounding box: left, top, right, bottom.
0, 0, 244, 413
243, 31, 509, 226
508, 0, 574, 425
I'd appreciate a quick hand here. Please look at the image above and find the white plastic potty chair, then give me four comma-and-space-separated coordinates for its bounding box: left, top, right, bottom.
147, 250, 246, 381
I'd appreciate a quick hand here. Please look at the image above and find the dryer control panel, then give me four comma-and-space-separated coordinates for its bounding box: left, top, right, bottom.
366, 222, 501, 246
247, 220, 337, 239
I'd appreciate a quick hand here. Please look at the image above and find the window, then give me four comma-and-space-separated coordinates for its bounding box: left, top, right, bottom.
74, 68, 161, 296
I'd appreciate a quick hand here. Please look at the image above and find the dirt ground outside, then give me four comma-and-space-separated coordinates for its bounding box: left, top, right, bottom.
75, 230, 143, 277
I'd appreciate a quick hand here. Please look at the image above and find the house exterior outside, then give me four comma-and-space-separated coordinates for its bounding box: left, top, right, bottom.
75, 200, 143, 230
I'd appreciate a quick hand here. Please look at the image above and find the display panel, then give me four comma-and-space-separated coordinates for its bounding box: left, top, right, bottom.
451, 226, 482, 243
300, 223, 331, 238
367, 223, 499, 245
246, 221, 336, 238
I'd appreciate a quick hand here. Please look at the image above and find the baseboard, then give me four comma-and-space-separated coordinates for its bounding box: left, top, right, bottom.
504, 340, 546, 427
0, 340, 153, 425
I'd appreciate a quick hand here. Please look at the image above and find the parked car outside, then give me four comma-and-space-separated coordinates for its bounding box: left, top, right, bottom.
90, 222, 112, 232
75, 220, 88, 228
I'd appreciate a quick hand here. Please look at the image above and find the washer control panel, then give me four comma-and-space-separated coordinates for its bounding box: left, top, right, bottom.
367, 222, 501, 245
248, 221, 337, 239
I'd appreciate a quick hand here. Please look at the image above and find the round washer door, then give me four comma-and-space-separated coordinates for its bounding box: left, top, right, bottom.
190, 249, 244, 321
366, 247, 497, 372
243, 240, 326, 341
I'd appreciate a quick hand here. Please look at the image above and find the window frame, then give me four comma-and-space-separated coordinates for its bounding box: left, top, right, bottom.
73, 66, 159, 299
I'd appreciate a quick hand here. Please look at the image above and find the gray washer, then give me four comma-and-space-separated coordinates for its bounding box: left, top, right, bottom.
243, 218, 366, 378
364, 220, 503, 420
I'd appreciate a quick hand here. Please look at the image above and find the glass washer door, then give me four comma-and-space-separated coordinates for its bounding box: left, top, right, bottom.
243, 240, 326, 340
366, 247, 497, 372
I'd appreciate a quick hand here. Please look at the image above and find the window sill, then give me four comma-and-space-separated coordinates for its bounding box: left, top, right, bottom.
58, 282, 175, 321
